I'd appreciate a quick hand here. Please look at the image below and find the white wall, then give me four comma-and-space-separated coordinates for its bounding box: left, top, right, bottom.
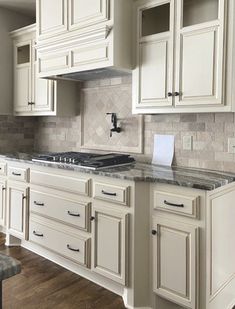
0, 7, 34, 114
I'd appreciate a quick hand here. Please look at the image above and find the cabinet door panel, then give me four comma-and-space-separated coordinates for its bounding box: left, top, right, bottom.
0, 181, 6, 227
92, 205, 129, 285
152, 216, 198, 308
37, 0, 67, 39
14, 66, 31, 113
69, 0, 109, 31
177, 27, 223, 105
7, 184, 28, 240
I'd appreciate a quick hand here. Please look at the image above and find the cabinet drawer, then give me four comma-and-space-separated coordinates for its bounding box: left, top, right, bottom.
30, 190, 90, 231
39, 52, 69, 73
8, 166, 29, 182
93, 182, 130, 206
153, 191, 199, 218
71, 44, 109, 67
0, 163, 7, 176
30, 170, 90, 196
29, 219, 90, 267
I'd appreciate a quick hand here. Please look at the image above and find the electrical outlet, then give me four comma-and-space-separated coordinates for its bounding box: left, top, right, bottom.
228, 138, 235, 153
183, 135, 193, 151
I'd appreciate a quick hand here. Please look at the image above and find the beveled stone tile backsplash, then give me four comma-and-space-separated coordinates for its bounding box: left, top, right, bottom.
32, 76, 235, 173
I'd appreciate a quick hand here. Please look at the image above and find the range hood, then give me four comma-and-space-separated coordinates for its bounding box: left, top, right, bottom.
48, 67, 132, 82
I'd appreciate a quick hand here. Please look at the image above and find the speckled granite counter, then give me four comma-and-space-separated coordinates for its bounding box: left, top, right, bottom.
0, 152, 235, 191
0, 253, 21, 281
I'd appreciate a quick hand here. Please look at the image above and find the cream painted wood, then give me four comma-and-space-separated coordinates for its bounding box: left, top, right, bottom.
68, 0, 110, 31
14, 40, 32, 113
133, 0, 229, 114
7, 182, 29, 240
37, 0, 68, 40
153, 190, 199, 218
206, 184, 235, 309
0, 163, 7, 176
91, 204, 129, 285
29, 215, 90, 267
30, 170, 91, 197
93, 182, 130, 206
174, 0, 225, 107
8, 166, 29, 183
152, 216, 198, 308
30, 190, 91, 232
0, 180, 6, 227
133, 0, 174, 109
36, 0, 132, 78
71, 43, 109, 68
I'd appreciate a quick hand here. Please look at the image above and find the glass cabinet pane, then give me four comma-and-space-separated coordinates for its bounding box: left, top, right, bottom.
142, 3, 170, 37
183, 0, 219, 27
17, 45, 30, 65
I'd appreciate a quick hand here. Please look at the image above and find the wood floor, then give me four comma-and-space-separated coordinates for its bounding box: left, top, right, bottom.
0, 237, 125, 308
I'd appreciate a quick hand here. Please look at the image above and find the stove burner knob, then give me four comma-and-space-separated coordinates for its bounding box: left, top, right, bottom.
63, 157, 68, 163
59, 157, 63, 162
52, 156, 57, 161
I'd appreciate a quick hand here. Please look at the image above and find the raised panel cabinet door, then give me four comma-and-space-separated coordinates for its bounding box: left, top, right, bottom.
91, 205, 129, 285
32, 39, 54, 113
7, 184, 28, 240
68, 0, 110, 31
133, 0, 175, 110
0, 180, 6, 227
37, 0, 68, 40
152, 216, 198, 308
174, 0, 226, 106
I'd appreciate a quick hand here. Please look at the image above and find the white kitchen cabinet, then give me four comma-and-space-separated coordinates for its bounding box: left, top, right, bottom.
11, 24, 78, 116
37, 0, 67, 40
133, 0, 234, 114
36, 0, 132, 79
91, 204, 129, 285
0, 180, 6, 228
7, 182, 29, 240
152, 216, 198, 309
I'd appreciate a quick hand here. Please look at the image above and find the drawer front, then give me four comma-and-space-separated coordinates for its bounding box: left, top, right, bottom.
29, 219, 90, 267
8, 166, 29, 182
39, 52, 69, 73
93, 182, 130, 206
30, 170, 90, 196
71, 44, 109, 67
0, 163, 7, 176
30, 190, 90, 231
154, 191, 199, 218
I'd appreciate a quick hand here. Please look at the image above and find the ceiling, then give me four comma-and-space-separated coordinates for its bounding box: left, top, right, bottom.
0, 0, 36, 16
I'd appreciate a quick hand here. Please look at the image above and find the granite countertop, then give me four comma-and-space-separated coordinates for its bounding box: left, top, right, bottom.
1, 152, 235, 191
0, 253, 21, 281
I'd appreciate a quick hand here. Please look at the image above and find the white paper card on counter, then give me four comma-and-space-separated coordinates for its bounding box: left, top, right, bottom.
152, 134, 175, 166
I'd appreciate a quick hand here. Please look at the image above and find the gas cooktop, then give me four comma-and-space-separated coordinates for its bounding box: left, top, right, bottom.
32, 152, 135, 170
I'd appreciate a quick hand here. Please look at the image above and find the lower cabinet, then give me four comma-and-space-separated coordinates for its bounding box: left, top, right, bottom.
91, 204, 129, 285
7, 182, 29, 240
152, 216, 198, 309
0, 179, 6, 227
29, 215, 90, 267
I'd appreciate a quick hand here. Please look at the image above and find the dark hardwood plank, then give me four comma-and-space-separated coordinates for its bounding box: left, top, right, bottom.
0, 242, 125, 309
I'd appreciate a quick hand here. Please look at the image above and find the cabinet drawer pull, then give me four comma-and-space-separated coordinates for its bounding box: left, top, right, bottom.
101, 190, 117, 196
28, 102, 35, 105
164, 200, 184, 208
174, 92, 180, 96
33, 231, 44, 237
2, 187, 6, 191
22, 195, 27, 200
67, 211, 80, 217
168, 92, 173, 97
67, 244, 80, 252
34, 201, 44, 207
12, 172, 21, 176
152, 230, 158, 235
90, 216, 95, 221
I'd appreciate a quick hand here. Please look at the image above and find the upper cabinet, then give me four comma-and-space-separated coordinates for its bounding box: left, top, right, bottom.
11, 24, 78, 116
36, 0, 132, 79
133, 0, 235, 114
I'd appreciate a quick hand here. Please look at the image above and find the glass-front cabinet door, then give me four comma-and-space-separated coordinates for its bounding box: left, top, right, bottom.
175, 0, 225, 107
133, 0, 175, 109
